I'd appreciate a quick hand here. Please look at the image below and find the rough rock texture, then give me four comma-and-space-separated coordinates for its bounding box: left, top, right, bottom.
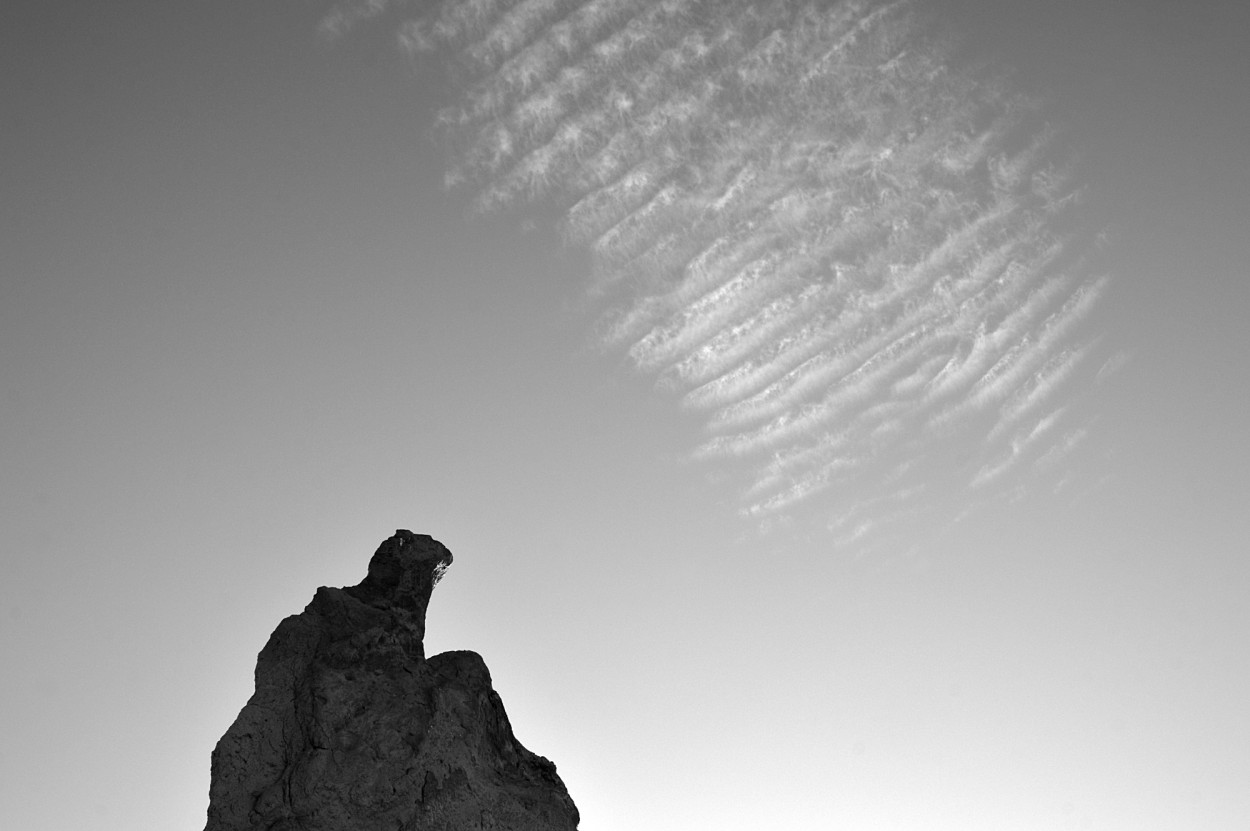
205, 531, 579, 831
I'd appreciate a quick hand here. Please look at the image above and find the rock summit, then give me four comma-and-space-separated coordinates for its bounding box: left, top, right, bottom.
204, 530, 579, 830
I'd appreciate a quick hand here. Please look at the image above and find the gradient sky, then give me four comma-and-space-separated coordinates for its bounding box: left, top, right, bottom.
2, 1, 1248, 829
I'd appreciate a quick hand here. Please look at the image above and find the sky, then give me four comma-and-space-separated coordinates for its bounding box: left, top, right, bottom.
1, 1, 1248, 829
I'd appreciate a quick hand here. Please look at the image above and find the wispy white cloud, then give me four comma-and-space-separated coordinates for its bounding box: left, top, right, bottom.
988, 341, 1095, 441
970, 405, 1068, 488
333, 0, 1115, 548
1035, 423, 1091, 473
1095, 349, 1132, 384
319, 0, 406, 40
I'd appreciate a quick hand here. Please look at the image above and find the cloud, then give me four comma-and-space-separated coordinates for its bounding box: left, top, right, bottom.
318, 0, 403, 40
970, 405, 1068, 489
328, 0, 1115, 549
988, 341, 1096, 441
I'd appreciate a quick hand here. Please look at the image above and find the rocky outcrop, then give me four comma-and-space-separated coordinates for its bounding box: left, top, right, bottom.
205, 531, 579, 831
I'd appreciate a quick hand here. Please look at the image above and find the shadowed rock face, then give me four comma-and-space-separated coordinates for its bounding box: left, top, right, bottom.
204, 530, 579, 831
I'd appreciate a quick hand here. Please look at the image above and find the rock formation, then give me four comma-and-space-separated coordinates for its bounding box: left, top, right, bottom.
204, 530, 579, 830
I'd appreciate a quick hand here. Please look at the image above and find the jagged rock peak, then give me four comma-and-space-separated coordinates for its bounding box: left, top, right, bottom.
204, 532, 579, 831
345, 529, 452, 621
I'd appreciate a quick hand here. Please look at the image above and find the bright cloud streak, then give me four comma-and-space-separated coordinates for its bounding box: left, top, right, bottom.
330, 0, 1116, 548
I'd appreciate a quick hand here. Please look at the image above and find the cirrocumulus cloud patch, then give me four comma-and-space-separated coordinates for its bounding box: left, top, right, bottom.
323, 0, 1123, 552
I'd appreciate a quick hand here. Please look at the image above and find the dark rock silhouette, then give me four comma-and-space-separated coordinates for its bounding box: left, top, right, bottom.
204, 530, 579, 830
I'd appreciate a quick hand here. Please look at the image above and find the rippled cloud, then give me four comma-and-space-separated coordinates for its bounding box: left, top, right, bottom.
323, 0, 1116, 548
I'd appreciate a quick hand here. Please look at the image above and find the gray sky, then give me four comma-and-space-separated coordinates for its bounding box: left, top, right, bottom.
2, 1, 1248, 829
